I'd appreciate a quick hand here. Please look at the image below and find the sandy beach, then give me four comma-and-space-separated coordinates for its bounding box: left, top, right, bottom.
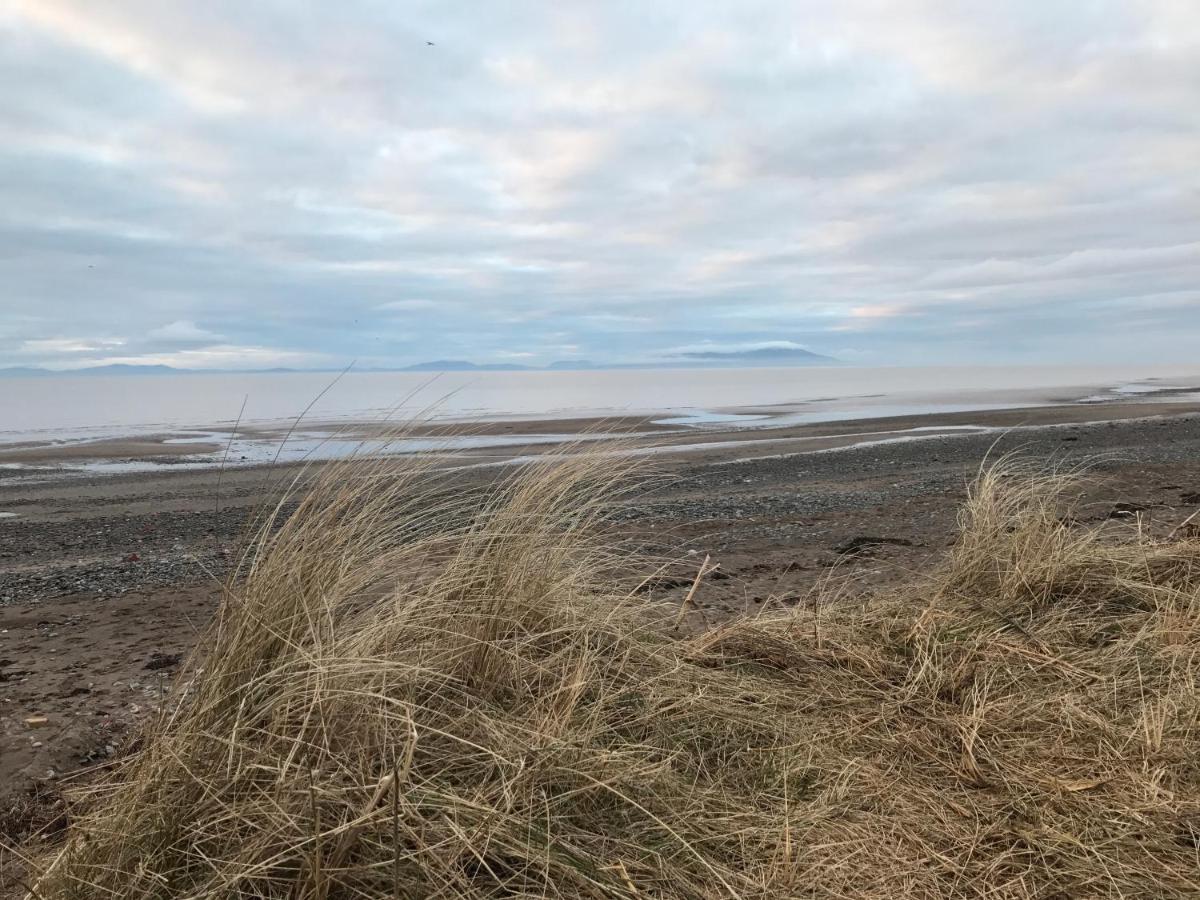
3, 396, 1200, 829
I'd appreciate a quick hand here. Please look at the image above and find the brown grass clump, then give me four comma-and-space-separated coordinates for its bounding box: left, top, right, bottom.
23, 455, 1200, 898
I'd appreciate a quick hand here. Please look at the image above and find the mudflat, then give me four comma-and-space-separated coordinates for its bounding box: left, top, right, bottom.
2, 400, 1200, 839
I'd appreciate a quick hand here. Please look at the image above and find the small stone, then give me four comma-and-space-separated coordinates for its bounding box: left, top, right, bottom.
833, 536, 913, 555
144, 651, 182, 671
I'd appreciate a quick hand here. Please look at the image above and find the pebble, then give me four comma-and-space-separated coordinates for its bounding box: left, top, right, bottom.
4, 420, 1200, 608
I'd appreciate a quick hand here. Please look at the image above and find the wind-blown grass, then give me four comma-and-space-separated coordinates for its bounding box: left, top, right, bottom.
25, 453, 1200, 898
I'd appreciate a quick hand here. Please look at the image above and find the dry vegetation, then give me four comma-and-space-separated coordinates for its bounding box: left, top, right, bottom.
14, 453, 1200, 898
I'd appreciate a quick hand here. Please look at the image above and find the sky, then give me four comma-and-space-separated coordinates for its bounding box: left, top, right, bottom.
1, 0, 1198, 371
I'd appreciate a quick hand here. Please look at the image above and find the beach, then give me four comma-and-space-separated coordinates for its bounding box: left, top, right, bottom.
4, 394, 1200, 818
4, 363, 1200, 476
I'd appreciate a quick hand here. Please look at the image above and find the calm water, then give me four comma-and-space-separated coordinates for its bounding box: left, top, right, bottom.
3, 364, 1200, 444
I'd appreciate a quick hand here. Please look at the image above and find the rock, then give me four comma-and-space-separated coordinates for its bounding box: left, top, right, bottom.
633, 575, 693, 593
833, 536, 913, 555
144, 651, 182, 671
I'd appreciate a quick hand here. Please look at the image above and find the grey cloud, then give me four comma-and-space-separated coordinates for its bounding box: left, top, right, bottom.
1, 0, 1198, 369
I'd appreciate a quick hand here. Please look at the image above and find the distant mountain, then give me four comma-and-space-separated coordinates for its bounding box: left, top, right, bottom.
0, 363, 186, 377
402, 352, 837, 371
0, 364, 326, 377
400, 359, 533, 372
80, 364, 184, 375
1, 350, 839, 378
674, 346, 837, 366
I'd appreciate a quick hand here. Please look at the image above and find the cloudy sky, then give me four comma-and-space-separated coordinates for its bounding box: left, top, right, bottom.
2, 1, 1197, 370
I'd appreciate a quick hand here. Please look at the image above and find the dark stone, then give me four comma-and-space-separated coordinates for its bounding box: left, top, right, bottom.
833, 536, 913, 555
632, 575, 692, 593
143, 651, 182, 671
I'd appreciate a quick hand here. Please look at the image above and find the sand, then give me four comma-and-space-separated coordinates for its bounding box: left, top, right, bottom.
3, 399, 1200, 851
5, 399, 1200, 472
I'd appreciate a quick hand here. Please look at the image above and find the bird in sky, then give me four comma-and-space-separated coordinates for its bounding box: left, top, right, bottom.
426, 41, 434, 46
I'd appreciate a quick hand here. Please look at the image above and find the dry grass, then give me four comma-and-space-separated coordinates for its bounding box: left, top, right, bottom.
21, 453, 1200, 898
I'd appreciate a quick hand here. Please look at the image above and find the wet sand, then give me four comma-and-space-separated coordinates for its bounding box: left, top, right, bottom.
5, 399, 1200, 474
0, 436, 224, 464
3, 399, 1200, 847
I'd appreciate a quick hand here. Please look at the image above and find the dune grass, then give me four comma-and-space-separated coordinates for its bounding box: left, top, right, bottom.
23, 453, 1200, 898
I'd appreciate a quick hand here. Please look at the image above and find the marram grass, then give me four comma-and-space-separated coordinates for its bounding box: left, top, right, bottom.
25, 454, 1200, 898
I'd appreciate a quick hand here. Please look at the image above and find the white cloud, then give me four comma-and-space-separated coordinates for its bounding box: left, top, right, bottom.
147, 319, 222, 342
1, 1, 1198, 367
81, 344, 322, 370
21, 337, 125, 354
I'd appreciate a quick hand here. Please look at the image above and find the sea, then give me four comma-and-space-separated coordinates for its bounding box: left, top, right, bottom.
4, 363, 1200, 447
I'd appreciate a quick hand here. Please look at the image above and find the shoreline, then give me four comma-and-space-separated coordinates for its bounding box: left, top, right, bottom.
3, 396, 1200, 482
3, 401, 1200, 824
3, 367, 1200, 474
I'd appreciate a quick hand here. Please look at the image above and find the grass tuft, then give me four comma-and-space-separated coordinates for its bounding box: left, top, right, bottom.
26, 454, 1200, 898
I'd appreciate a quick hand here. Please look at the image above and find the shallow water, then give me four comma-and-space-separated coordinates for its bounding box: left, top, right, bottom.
0, 430, 646, 482
652, 411, 770, 426
2, 364, 1200, 480
3, 364, 1200, 444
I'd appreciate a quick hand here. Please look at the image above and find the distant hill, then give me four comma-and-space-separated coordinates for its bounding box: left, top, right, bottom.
0, 364, 186, 377
673, 346, 837, 366
78, 364, 183, 376
0, 364, 324, 377
2, 350, 838, 377
400, 360, 533, 372
400, 351, 838, 371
